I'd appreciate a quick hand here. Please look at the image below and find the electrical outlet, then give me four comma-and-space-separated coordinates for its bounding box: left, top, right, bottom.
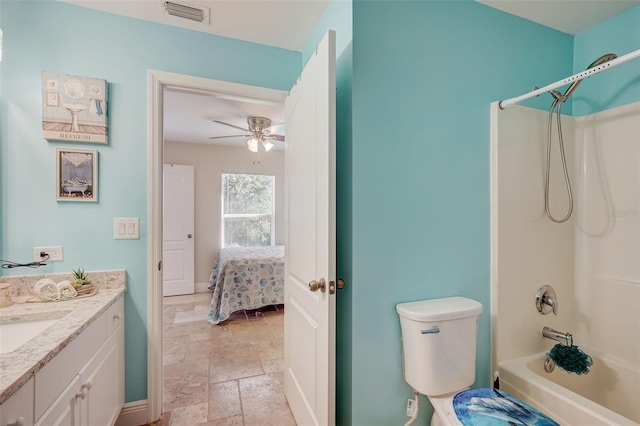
33, 246, 64, 262
406, 398, 416, 417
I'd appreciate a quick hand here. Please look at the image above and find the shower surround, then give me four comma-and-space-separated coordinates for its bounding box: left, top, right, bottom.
491, 101, 639, 423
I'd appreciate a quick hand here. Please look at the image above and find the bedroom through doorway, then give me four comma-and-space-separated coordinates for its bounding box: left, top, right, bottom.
159, 83, 293, 425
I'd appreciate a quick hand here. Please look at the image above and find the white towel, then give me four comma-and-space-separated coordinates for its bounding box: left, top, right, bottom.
56, 280, 77, 299
34, 279, 59, 301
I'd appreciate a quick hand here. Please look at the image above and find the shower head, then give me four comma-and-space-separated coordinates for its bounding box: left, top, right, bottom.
558, 53, 618, 102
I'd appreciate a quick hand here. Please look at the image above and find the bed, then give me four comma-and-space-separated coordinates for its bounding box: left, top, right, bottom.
207, 245, 285, 324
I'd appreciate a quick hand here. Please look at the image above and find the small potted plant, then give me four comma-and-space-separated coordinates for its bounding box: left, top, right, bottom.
71, 268, 95, 296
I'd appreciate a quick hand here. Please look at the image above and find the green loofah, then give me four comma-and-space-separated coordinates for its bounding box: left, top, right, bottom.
547, 344, 593, 375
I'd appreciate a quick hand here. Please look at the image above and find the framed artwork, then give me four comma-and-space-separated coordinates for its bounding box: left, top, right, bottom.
56, 148, 98, 202
42, 72, 108, 144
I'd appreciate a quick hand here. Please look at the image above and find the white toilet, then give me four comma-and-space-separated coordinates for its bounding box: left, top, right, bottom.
397, 297, 558, 426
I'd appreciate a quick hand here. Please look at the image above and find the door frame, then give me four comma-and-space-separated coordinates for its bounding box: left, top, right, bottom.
147, 70, 287, 422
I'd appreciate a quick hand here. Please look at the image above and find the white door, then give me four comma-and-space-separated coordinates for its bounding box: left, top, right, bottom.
284, 31, 336, 426
163, 164, 195, 296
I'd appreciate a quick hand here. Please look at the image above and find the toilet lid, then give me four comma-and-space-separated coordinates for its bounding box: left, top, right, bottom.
453, 388, 559, 426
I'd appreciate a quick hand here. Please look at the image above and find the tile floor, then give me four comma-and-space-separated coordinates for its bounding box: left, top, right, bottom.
154, 292, 295, 426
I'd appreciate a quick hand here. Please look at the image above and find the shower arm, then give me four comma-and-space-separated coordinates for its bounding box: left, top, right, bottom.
499, 48, 640, 109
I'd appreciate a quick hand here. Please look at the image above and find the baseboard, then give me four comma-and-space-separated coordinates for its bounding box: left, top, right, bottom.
115, 400, 148, 426
195, 282, 210, 293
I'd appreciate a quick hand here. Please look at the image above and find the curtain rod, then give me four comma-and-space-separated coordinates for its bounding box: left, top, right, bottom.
499, 48, 640, 109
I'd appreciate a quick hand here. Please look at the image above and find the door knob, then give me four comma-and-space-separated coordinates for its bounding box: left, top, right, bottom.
309, 278, 326, 293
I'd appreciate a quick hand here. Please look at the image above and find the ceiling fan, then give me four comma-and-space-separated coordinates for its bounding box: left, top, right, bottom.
209, 116, 285, 152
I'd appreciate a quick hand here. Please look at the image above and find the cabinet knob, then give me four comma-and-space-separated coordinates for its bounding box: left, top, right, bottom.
82, 379, 93, 390
7, 417, 25, 426
76, 389, 88, 400
113, 313, 122, 321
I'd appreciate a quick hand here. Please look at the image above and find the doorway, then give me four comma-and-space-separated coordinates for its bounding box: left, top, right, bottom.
148, 70, 288, 422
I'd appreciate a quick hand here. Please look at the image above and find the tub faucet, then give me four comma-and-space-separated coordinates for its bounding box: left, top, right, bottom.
542, 327, 573, 347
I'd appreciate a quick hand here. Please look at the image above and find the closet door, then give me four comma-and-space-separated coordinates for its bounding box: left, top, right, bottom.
163, 163, 195, 296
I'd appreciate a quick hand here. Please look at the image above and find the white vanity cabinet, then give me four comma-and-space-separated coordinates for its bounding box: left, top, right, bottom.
78, 306, 124, 426
33, 295, 125, 426
0, 377, 35, 426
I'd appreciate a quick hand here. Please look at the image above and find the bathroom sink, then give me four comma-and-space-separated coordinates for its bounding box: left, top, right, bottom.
0, 313, 68, 354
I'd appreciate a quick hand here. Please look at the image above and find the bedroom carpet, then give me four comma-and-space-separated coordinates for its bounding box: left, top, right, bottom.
154, 292, 294, 426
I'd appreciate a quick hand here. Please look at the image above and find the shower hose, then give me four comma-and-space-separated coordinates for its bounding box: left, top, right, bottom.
544, 98, 573, 223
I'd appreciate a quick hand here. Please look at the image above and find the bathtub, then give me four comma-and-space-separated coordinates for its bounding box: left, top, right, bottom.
499, 351, 639, 425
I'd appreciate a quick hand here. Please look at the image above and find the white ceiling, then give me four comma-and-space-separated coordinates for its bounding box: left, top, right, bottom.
63, 0, 639, 148
163, 89, 285, 149
477, 0, 640, 35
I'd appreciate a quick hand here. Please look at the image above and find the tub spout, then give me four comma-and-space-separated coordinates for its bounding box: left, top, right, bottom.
542, 326, 573, 346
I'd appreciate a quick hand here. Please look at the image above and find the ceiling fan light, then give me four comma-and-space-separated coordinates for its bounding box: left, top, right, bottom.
247, 138, 259, 153
262, 140, 274, 152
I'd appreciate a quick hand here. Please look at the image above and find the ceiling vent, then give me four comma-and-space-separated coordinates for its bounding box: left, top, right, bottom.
163, 1, 210, 24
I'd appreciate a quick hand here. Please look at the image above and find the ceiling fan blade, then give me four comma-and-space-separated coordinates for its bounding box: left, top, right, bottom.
212, 120, 249, 132
265, 134, 285, 142
266, 123, 285, 133
208, 134, 251, 140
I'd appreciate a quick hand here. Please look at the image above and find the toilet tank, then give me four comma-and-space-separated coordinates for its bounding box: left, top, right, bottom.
396, 297, 483, 396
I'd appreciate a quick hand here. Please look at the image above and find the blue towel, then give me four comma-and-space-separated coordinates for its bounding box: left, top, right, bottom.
453, 388, 559, 426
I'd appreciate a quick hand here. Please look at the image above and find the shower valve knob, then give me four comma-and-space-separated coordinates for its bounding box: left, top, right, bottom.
536, 285, 558, 315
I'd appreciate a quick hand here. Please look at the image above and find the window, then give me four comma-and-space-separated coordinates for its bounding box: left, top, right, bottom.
222, 173, 275, 247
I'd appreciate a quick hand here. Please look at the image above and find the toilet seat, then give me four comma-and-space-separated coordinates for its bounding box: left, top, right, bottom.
429, 388, 559, 426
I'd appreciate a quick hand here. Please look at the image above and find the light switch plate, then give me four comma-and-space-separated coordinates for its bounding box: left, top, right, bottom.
114, 218, 140, 239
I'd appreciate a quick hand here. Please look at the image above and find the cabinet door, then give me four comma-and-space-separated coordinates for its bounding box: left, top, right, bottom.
34, 376, 80, 426
0, 377, 34, 426
79, 325, 124, 426
34, 314, 106, 420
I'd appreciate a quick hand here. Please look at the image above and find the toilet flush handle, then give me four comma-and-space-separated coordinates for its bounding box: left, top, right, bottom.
421, 326, 440, 334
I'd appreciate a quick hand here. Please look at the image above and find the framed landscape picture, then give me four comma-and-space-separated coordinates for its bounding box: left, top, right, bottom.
43, 72, 108, 144
56, 148, 98, 202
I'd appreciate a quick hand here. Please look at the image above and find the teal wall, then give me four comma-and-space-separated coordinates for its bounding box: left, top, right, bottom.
0, 1, 300, 403
572, 5, 640, 116
334, 47, 353, 424
0, 1, 4, 258
349, 1, 572, 424
302, 0, 353, 67
3, 0, 637, 422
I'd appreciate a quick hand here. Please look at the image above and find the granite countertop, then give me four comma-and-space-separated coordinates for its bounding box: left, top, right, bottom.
0, 270, 126, 404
